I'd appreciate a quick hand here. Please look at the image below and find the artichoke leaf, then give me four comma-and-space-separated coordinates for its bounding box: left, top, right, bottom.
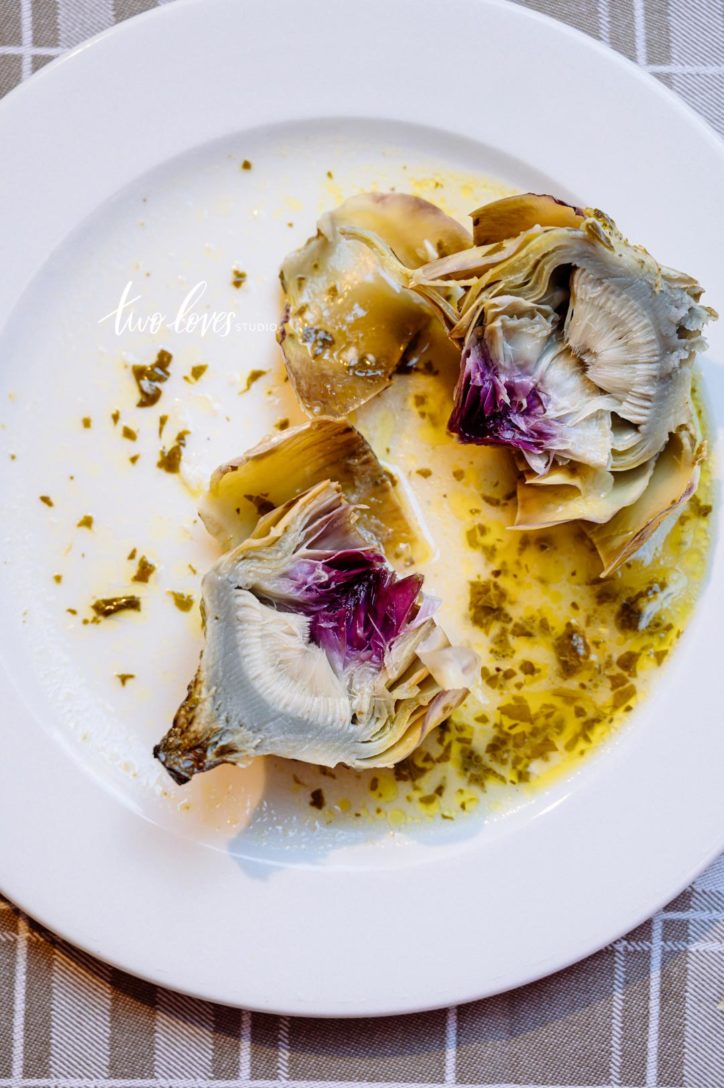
200, 418, 422, 566
333, 192, 472, 267
515, 459, 656, 529
471, 192, 585, 245
411, 231, 546, 291
585, 424, 704, 576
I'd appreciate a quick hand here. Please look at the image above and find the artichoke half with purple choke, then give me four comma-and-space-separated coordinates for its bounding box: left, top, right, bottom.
154, 421, 479, 783
412, 193, 715, 574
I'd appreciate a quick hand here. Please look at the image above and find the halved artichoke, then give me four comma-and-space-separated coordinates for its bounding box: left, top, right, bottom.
278, 193, 470, 417
155, 426, 478, 782
413, 193, 715, 573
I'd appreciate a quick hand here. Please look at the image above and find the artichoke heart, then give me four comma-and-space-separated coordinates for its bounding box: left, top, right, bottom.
278, 193, 471, 417
155, 447, 478, 783
413, 192, 716, 574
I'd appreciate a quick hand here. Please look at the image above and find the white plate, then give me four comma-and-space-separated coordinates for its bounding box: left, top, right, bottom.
0, 0, 723, 1016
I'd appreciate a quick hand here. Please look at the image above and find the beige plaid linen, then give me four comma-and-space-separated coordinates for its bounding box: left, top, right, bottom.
0, 1, 723, 1084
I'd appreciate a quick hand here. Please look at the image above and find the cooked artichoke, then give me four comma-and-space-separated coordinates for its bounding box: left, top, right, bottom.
155, 481, 477, 782
278, 193, 470, 417
413, 193, 715, 573
155, 424, 478, 782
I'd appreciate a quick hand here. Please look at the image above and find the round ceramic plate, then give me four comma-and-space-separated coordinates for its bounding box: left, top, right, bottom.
0, 0, 722, 1016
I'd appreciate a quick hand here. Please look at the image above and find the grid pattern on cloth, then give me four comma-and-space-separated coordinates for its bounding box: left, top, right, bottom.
1, 879, 724, 1085
0, 0, 723, 1084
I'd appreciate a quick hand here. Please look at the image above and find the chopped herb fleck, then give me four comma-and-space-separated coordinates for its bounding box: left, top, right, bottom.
92, 596, 141, 618
616, 582, 669, 633
184, 364, 208, 383
122, 425, 137, 441
111, 410, 120, 425
157, 430, 189, 474
274, 417, 290, 431
241, 368, 267, 393
116, 673, 135, 686
490, 627, 513, 658
76, 515, 94, 529
608, 672, 629, 691
53, 574, 62, 584
39, 495, 54, 507
611, 682, 636, 709
158, 414, 168, 437
393, 756, 430, 784
468, 579, 510, 633
416, 468, 432, 478
616, 651, 640, 677
499, 700, 532, 725
554, 622, 590, 677
132, 556, 156, 583
691, 495, 712, 518
133, 349, 173, 408
129, 454, 140, 465
241, 159, 252, 170
127, 548, 137, 560
231, 268, 247, 289
168, 591, 194, 612
82, 417, 92, 429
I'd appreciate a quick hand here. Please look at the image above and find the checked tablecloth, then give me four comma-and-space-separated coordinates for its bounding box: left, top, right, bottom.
0, 1, 723, 1085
